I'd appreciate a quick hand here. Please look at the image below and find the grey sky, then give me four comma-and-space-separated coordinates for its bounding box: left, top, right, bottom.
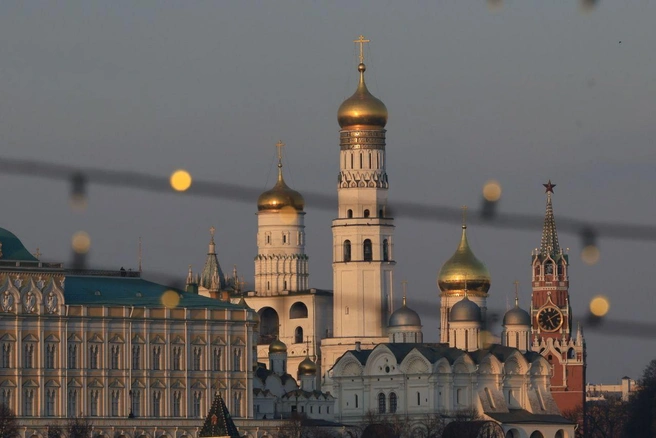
1, 1, 655, 384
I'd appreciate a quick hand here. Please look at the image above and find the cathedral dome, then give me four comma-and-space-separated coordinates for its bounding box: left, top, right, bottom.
389, 297, 421, 327
298, 356, 317, 375
0, 227, 38, 262
449, 296, 482, 322
337, 63, 388, 129
438, 226, 491, 295
503, 301, 531, 326
257, 173, 305, 212
269, 338, 287, 354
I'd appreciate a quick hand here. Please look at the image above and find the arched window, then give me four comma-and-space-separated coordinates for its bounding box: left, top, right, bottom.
363, 239, 372, 261
355, 394, 358, 408
351, 154, 354, 169
368, 152, 372, 168
360, 153, 363, 168
389, 392, 397, 413
347, 209, 353, 218
383, 239, 389, 261
343, 240, 351, 262
290, 302, 308, 319
378, 393, 386, 414
568, 348, 576, 359
456, 388, 463, 405
258, 307, 280, 344
294, 327, 303, 344
282, 234, 287, 244
364, 209, 370, 218
379, 209, 383, 218
545, 262, 554, 275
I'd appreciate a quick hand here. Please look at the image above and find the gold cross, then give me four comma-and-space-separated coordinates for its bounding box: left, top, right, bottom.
461, 205, 468, 227
401, 280, 408, 306
275, 140, 285, 168
513, 280, 519, 305
34, 248, 42, 258
209, 226, 215, 237
354, 35, 370, 64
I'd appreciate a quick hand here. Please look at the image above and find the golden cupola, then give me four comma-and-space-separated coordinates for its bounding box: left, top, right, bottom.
257, 141, 305, 212
337, 36, 387, 129
438, 224, 491, 296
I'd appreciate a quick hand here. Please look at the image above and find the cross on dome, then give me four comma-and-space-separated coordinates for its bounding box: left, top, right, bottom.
354, 35, 370, 64
275, 140, 285, 168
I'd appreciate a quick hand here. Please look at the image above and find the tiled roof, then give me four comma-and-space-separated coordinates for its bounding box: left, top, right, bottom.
486, 409, 573, 425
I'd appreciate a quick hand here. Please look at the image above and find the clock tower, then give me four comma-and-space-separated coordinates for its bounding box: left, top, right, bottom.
530, 181, 586, 413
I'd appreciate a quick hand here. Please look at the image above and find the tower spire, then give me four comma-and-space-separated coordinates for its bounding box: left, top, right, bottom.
513, 280, 520, 307
209, 226, 216, 254
275, 140, 285, 182
540, 180, 560, 257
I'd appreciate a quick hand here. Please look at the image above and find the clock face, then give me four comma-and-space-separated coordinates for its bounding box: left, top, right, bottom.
537, 306, 563, 332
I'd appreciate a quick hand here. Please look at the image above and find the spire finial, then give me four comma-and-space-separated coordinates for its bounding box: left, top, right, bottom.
210, 226, 216, 240
187, 265, 193, 284
275, 140, 285, 181
513, 280, 519, 307
539, 181, 560, 257
354, 35, 370, 64
208, 226, 216, 254
461, 205, 468, 229
543, 180, 556, 193
401, 280, 408, 306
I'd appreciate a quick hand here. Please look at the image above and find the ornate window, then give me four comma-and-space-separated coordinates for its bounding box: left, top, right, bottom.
89, 390, 99, 416
111, 390, 120, 417
364, 209, 370, 218
1, 389, 11, 408
383, 239, 389, 261
294, 327, 303, 344
152, 391, 162, 417
67, 389, 77, 417
111, 345, 120, 370
389, 392, 397, 413
213, 347, 222, 371
172, 346, 182, 371
193, 347, 202, 371
68, 344, 77, 369
23, 389, 34, 416
378, 392, 386, 414
173, 391, 182, 417
131, 389, 141, 417
89, 345, 99, 369
46, 389, 56, 416
23, 343, 34, 369
152, 346, 161, 370
545, 262, 554, 275
363, 239, 373, 261
233, 348, 242, 371
1, 343, 11, 368
132, 345, 140, 370
343, 240, 351, 262
45, 343, 56, 369
233, 392, 241, 417
193, 391, 202, 417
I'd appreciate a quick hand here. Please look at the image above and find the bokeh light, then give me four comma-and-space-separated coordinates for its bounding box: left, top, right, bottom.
161, 290, 181, 309
483, 180, 502, 202
589, 295, 610, 317
71, 231, 91, 254
170, 170, 192, 192
279, 205, 299, 225
581, 245, 600, 265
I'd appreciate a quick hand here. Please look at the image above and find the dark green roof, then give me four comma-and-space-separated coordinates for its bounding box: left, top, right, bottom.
64, 275, 243, 310
0, 228, 38, 262
486, 409, 573, 425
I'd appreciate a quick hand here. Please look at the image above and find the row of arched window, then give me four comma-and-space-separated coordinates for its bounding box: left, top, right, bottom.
343, 239, 389, 262
343, 150, 384, 170
378, 392, 398, 414
345, 208, 385, 219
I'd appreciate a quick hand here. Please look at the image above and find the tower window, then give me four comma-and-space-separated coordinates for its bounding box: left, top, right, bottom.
389, 392, 397, 413
351, 154, 354, 169
347, 209, 353, 219
363, 239, 372, 261
283, 234, 287, 244
368, 152, 372, 168
343, 240, 352, 262
364, 209, 370, 218
266, 234, 271, 244
383, 239, 389, 262
295, 327, 303, 344
378, 393, 386, 414
360, 153, 363, 168
545, 262, 554, 275
378, 209, 383, 218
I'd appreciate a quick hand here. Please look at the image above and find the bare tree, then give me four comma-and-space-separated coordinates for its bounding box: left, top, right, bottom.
0, 403, 18, 438
67, 417, 93, 438
414, 412, 447, 438
47, 423, 65, 438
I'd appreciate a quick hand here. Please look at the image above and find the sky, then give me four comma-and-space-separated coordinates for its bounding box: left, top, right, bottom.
1, 1, 655, 384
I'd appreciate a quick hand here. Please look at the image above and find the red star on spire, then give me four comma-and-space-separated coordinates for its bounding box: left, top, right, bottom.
543, 180, 556, 193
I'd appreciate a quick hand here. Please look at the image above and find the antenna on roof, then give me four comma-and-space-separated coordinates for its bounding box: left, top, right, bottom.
138, 237, 142, 273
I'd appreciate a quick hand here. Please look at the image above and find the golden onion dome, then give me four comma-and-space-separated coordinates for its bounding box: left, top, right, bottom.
298, 356, 317, 376
337, 63, 388, 129
257, 167, 305, 212
268, 338, 287, 354
438, 225, 491, 295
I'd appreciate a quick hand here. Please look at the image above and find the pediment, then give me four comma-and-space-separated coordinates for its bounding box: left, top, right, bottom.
232, 337, 245, 346
172, 335, 185, 345
211, 336, 226, 346
109, 334, 124, 344
0, 333, 16, 342
23, 379, 39, 388
68, 378, 82, 388
88, 379, 104, 388
22, 334, 39, 342
0, 380, 16, 388
171, 380, 186, 389
191, 336, 206, 345
132, 334, 145, 344
109, 379, 125, 388
45, 334, 61, 343
191, 381, 207, 390
45, 379, 61, 388
151, 379, 166, 389
68, 333, 82, 343
88, 333, 104, 343
151, 335, 166, 344
131, 380, 146, 389
232, 381, 246, 390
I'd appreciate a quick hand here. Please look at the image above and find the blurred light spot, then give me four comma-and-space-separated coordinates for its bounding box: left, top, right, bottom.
161, 290, 181, 309
71, 231, 91, 254
580, 0, 599, 13
581, 245, 600, 265
480, 330, 495, 348
279, 205, 298, 225
483, 180, 502, 202
170, 170, 192, 192
487, 0, 503, 11
589, 295, 610, 317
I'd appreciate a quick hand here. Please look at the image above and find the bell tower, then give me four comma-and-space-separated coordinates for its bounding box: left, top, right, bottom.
530, 180, 586, 413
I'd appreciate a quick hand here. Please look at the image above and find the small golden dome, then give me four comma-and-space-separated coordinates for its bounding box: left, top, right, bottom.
269, 338, 287, 354
337, 63, 388, 129
298, 356, 317, 375
438, 226, 491, 295
257, 170, 305, 212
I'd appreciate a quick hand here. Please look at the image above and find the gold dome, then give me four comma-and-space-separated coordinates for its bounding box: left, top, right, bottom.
268, 338, 287, 354
257, 168, 305, 212
437, 225, 491, 295
337, 63, 388, 129
298, 356, 317, 375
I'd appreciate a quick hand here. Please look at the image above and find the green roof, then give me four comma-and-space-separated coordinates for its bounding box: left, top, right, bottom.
64, 275, 244, 310
0, 227, 38, 262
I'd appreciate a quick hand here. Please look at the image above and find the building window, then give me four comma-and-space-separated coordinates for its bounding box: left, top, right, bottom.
193, 347, 202, 371
172, 346, 183, 371
295, 327, 303, 344
284, 280, 287, 290
45, 343, 56, 369
364, 209, 370, 218
193, 391, 202, 417
23, 343, 34, 369
290, 302, 308, 319
363, 239, 372, 261
67, 390, 77, 417
23, 389, 34, 416
132, 345, 140, 370
355, 394, 358, 408
131, 390, 141, 417
378, 393, 386, 414
233, 348, 242, 371
457, 388, 463, 405
233, 392, 241, 417
111, 345, 120, 370
545, 262, 554, 275
1, 343, 10, 368
417, 391, 421, 406
111, 390, 120, 417
283, 234, 287, 244
89, 345, 99, 369
68, 344, 77, 369
152, 346, 161, 370
1, 389, 11, 408
266, 233, 271, 244
383, 239, 389, 261
343, 240, 351, 262
90, 390, 99, 416
173, 391, 182, 417
46, 389, 56, 416
379, 209, 383, 218
152, 391, 161, 418
347, 209, 353, 218
213, 348, 222, 371
389, 392, 397, 413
